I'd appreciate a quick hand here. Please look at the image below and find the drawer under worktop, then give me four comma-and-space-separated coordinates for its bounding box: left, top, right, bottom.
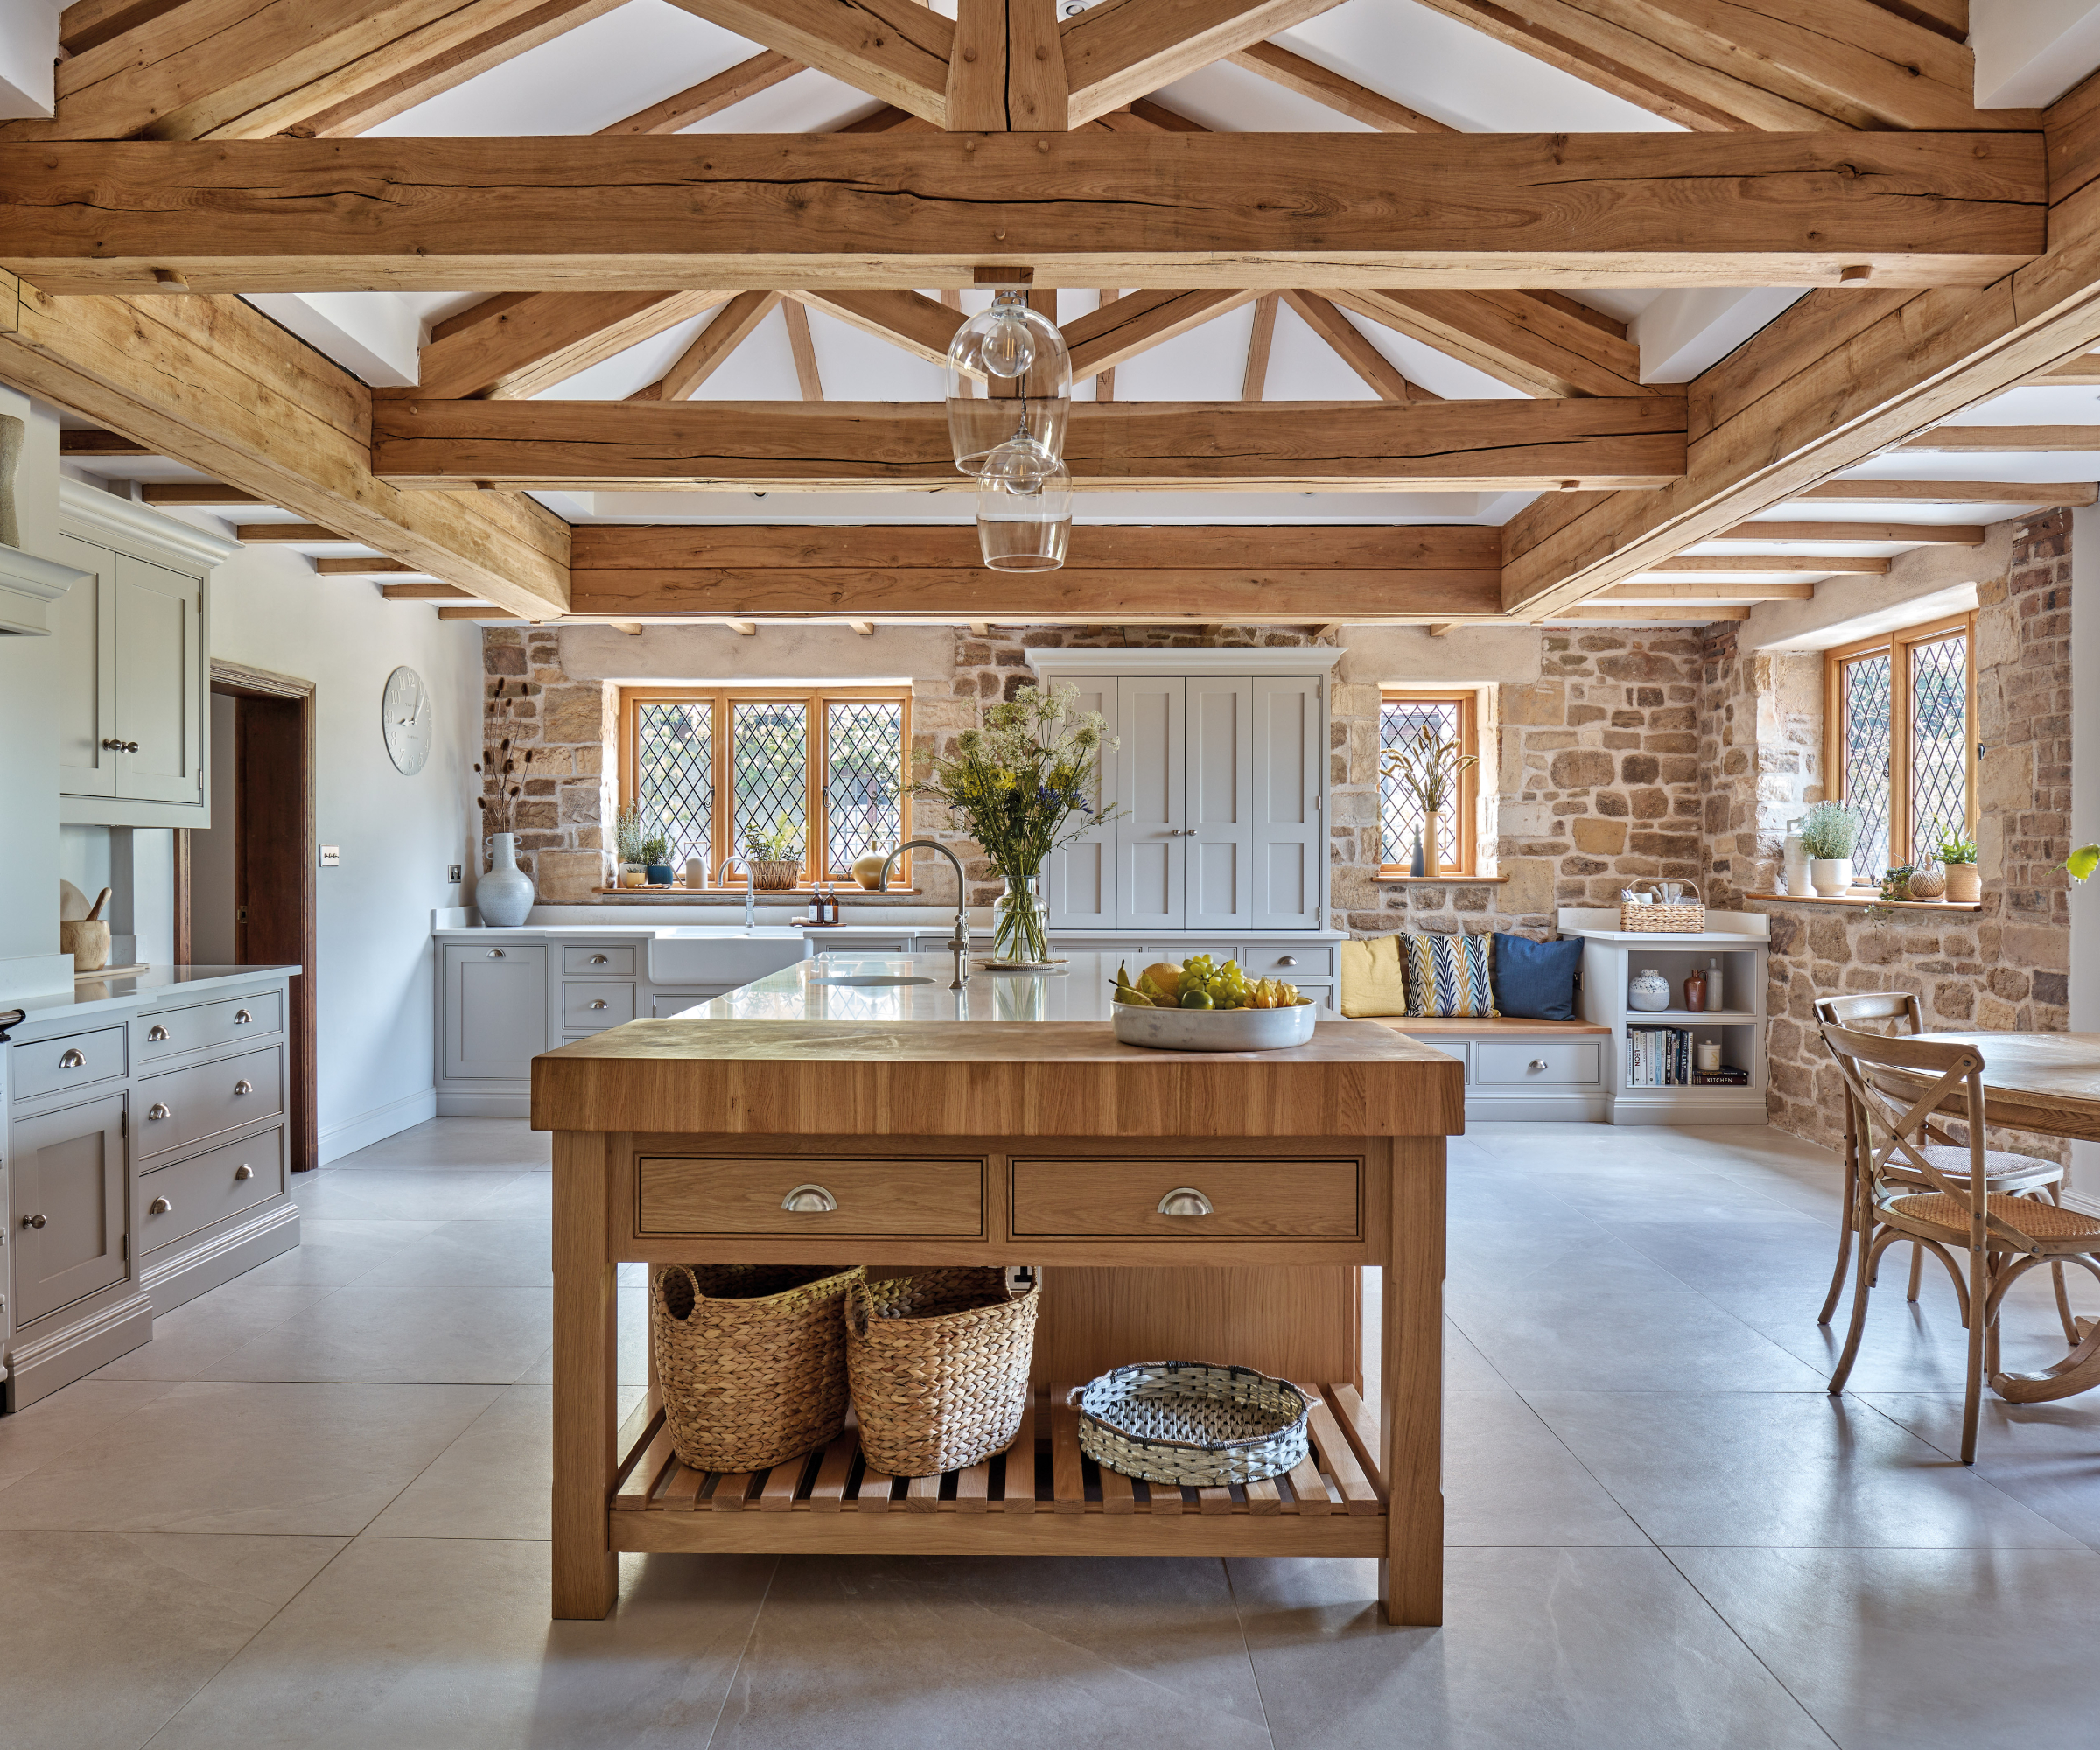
137, 1044, 284, 1162
136, 989, 282, 1062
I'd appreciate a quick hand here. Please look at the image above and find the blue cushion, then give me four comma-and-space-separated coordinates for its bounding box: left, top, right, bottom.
1492, 933, 1583, 1022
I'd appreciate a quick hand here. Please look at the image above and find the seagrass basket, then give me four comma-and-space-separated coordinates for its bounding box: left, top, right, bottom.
845, 1265, 1040, 1477
1076, 1361, 1309, 1487
1618, 879, 1706, 933
747, 857, 802, 891
651, 1263, 861, 1474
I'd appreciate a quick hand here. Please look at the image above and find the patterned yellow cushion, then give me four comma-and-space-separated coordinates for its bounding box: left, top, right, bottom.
1403, 932, 1500, 1018
1339, 934, 1410, 1017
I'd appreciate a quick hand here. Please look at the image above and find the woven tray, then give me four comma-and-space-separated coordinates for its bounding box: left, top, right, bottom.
1075, 1360, 1310, 1487
1618, 879, 1705, 932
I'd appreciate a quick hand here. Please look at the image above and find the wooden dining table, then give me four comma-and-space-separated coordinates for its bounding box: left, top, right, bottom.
1880, 1031, 2100, 1403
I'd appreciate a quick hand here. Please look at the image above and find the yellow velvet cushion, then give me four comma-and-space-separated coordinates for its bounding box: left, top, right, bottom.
1339, 934, 1410, 1018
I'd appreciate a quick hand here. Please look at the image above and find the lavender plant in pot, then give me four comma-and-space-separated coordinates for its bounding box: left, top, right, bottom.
1798, 802, 1861, 898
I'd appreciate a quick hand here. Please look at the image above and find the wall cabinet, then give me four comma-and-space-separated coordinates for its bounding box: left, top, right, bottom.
54, 480, 237, 828
1034, 651, 1335, 934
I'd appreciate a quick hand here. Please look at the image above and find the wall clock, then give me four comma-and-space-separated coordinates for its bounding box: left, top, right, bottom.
382, 664, 433, 775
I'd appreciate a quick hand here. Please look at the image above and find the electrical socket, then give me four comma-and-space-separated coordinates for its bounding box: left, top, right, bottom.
448, 864, 463, 882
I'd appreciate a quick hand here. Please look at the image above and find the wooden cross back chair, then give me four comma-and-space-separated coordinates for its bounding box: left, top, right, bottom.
1812, 992, 2073, 1332
1820, 1021, 2100, 1463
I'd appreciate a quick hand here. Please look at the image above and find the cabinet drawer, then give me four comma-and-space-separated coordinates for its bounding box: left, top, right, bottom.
639, 1155, 986, 1237
137, 1045, 284, 1160
1243, 946, 1334, 979
136, 989, 281, 1060
1474, 1040, 1602, 1087
564, 944, 636, 976
563, 982, 635, 1031
12, 1026, 129, 1103
141, 1127, 284, 1253
1011, 1157, 1361, 1239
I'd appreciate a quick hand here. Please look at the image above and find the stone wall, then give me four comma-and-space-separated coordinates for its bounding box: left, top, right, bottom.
478, 625, 607, 903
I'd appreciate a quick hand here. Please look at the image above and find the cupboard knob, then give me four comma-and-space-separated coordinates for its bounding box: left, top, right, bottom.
1158, 1186, 1214, 1217
1528, 1059, 1549, 1072
780, 1182, 837, 1213
22, 1214, 46, 1229
589, 1000, 606, 1011
234, 1010, 252, 1025
149, 1102, 172, 1120
147, 1026, 170, 1043
59, 1048, 86, 1068
150, 1197, 172, 1215
234, 1164, 254, 1181
102, 738, 139, 752
234, 1079, 253, 1096
589, 954, 608, 964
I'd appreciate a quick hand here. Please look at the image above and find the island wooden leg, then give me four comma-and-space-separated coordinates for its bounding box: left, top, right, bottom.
1381, 1137, 1446, 1626
552, 1130, 620, 1620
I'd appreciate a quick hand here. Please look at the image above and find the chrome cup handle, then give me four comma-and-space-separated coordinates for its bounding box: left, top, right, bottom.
780, 1183, 837, 1213
1157, 1186, 1213, 1217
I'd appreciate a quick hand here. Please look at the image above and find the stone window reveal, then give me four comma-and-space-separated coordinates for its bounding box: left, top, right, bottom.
1377, 689, 1480, 877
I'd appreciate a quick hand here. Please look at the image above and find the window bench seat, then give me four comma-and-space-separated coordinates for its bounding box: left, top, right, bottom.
1364, 1016, 1611, 1122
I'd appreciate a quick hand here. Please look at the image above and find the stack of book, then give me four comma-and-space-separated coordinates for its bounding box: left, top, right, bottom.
1627, 1026, 1750, 1087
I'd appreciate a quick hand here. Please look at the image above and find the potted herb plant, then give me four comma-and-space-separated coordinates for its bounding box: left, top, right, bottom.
1380, 723, 1477, 878
613, 801, 649, 890
1798, 801, 1861, 897
640, 830, 674, 887
742, 817, 803, 891
1935, 823, 1981, 904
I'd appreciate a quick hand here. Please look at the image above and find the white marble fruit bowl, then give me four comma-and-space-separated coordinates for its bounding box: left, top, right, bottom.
1111, 1001, 1318, 1052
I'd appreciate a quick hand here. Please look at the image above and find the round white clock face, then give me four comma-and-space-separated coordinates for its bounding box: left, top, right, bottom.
382, 665, 433, 775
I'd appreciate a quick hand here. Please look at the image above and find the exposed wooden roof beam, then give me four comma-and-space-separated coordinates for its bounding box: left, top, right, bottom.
417, 290, 732, 402
317, 557, 425, 575
1323, 288, 1656, 399
1602, 581, 1819, 600
782, 300, 823, 402
1061, 1, 1346, 126
1283, 290, 1431, 402
1630, 554, 1890, 573
236, 523, 358, 543
1712, 520, 1986, 543
1795, 480, 2098, 503
1242, 292, 1278, 401
1065, 288, 1259, 381
949, 0, 1069, 130
60, 429, 152, 456
1225, 41, 1456, 132
597, 50, 802, 136
788, 288, 958, 368
0, 133, 2038, 294
662, 1, 954, 126
2033, 353, 2100, 382
634, 291, 781, 402
1551, 605, 1751, 622
1900, 424, 2100, 451
373, 396, 1688, 493
60, 2, 190, 58
140, 482, 266, 506
382, 583, 478, 600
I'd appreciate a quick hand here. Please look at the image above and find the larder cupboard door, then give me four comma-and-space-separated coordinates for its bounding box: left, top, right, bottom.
1251, 676, 1323, 929
113, 555, 203, 803
10, 1094, 130, 1326
1185, 676, 1253, 931
54, 536, 117, 799
1045, 676, 1118, 928
1115, 676, 1184, 929
443, 943, 550, 1080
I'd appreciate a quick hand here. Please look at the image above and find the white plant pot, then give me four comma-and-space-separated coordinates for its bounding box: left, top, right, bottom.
1810, 857, 1853, 898
478, 832, 536, 927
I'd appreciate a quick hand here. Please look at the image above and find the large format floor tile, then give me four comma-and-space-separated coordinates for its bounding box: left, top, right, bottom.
1443, 1386, 1648, 1546
288, 1167, 542, 1222
1446, 1290, 1830, 1392
1864, 1390, 2100, 1551
0, 1379, 175, 1494
232, 1215, 444, 1289
327, 1116, 551, 1172
201, 1281, 554, 1384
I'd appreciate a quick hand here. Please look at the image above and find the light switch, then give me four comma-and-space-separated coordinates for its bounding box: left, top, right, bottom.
448, 864, 463, 882
319, 845, 341, 866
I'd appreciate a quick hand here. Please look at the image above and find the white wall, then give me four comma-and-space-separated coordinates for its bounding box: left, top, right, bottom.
189, 694, 238, 963
0, 388, 66, 994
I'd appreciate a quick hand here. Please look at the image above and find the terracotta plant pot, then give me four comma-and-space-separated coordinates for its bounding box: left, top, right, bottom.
1943, 861, 1981, 904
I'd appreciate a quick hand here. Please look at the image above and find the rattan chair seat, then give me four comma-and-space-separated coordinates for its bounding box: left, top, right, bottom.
1885, 1190, 2100, 1244
1887, 1144, 2063, 1187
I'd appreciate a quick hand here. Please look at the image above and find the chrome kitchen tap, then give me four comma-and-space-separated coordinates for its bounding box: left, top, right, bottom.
880, 839, 970, 990
718, 854, 757, 929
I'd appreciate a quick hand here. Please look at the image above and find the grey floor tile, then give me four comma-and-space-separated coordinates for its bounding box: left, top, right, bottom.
289, 1168, 541, 1222
91, 1281, 330, 1382
328, 1116, 552, 1172
354, 1216, 556, 1290
1864, 1391, 2100, 1551
0, 1530, 344, 1750
0, 1379, 177, 1494
1611, 1214, 1867, 1297
1446, 1291, 1830, 1393
231, 1214, 444, 1288
712, 1555, 1273, 1750
1446, 1219, 1692, 1295
203, 1281, 553, 1385
1444, 1387, 1648, 1546
1524, 1390, 2081, 1549
1669, 1544, 2100, 1750
149, 1538, 774, 1750
1228, 1547, 1830, 1749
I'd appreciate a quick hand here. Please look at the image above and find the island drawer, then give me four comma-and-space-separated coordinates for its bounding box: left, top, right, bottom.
137, 1044, 285, 1161
639, 1155, 987, 1237
564, 944, 636, 976
136, 990, 281, 1060
140, 1126, 285, 1252
11, 1025, 129, 1103
1010, 1157, 1361, 1240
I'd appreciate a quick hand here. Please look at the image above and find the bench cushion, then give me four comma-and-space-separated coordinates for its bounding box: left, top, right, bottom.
1492, 931, 1583, 1021
1400, 932, 1499, 1018
1337, 934, 1409, 1017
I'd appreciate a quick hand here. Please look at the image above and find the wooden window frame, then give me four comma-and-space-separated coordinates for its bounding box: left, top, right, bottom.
617, 685, 913, 888
1376, 688, 1480, 878
1822, 611, 1977, 886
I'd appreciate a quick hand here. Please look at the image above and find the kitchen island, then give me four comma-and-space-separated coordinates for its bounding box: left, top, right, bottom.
531, 951, 1462, 1625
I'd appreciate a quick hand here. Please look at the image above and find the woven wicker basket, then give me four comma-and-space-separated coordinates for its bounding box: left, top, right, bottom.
651, 1263, 861, 1474
747, 857, 802, 891
1618, 879, 1706, 933
1076, 1361, 1309, 1487
846, 1265, 1040, 1477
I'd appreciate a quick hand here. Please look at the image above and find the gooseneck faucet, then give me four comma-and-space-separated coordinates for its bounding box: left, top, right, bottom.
880, 839, 970, 990
718, 854, 757, 929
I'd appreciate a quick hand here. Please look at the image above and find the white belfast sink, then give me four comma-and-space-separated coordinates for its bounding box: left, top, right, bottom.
647, 927, 809, 988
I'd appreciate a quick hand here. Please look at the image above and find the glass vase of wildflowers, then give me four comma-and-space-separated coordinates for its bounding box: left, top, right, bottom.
908, 684, 1117, 965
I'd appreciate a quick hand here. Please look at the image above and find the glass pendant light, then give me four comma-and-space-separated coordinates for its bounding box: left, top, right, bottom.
946, 289, 1071, 474
976, 437, 1072, 571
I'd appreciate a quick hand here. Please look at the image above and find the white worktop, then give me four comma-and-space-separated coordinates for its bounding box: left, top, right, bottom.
681, 951, 1132, 1024
0, 963, 302, 1036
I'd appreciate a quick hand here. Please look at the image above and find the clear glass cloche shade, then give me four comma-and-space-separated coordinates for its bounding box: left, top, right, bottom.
946, 290, 1071, 474
975, 438, 1072, 572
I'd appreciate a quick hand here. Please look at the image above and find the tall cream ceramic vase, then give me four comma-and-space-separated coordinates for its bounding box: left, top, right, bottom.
1944, 860, 1981, 903
478, 832, 535, 927
1423, 810, 1443, 878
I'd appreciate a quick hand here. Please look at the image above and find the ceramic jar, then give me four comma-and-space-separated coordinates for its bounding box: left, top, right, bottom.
1781, 821, 1810, 896
850, 850, 889, 891
1682, 967, 1706, 1012
479, 832, 536, 927
1810, 857, 1853, 898
1628, 968, 1671, 1012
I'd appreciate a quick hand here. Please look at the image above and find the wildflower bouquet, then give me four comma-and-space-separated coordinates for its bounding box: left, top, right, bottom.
909, 682, 1117, 963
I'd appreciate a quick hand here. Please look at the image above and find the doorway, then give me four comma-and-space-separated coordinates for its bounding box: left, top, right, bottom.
177, 662, 318, 1172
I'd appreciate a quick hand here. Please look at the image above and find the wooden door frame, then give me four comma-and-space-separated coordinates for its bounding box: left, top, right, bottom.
176, 661, 319, 1172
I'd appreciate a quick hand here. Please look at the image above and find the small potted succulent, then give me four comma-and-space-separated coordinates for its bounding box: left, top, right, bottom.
1798, 802, 1862, 897
640, 830, 675, 887
1879, 864, 1915, 902
1935, 823, 1980, 904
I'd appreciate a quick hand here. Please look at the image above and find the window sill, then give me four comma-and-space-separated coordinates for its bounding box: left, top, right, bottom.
1743, 892, 1982, 913
587, 886, 924, 900
1375, 872, 1509, 885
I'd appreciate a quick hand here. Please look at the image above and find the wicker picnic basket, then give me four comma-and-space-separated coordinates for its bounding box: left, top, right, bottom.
651, 1263, 862, 1474
1076, 1361, 1310, 1487
846, 1265, 1040, 1477
1618, 879, 1706, 933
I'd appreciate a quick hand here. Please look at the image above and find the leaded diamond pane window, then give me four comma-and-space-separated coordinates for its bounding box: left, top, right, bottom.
1839, 653, 1893, 880
633, 701, 712, 869
1378, 693, 1476, 874
1826, 615, 1973, 888
825, 701, 903, 877
731, 700, 808, 869
1908, 633, 1968, 865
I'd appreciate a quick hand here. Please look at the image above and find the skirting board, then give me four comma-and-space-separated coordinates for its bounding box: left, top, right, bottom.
319, 1086, 439, 1164
141, 1202, 301, 1315
1466, 1094, 1608, 1123
437, 1088, 532, 1118
2066, 1188, 2100, 1220
4, 1291, 153, 1411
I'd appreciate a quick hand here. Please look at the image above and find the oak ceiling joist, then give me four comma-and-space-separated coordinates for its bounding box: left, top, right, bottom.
568, 523, 1500, 623
371, 396, 1688, 493
1499, 68, 2100, 619
1408, 0, 2031, 133
0, 270, 569, 620
1225, 41, 1456, 134
1794, 480, 2098, 503
1712, 520, 1986, 543
663, 1, 955, 125
1324, 287, 1656, 398
0, 132, 2041, 294
1060, 0, 1346, 126
597, 50, 802, 136
1600, 581, 1820, 600
1900, 424, 2100, 451
417, 290, 732, 401
948, 0, 1069, 130
1630, 554, 1892, 573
